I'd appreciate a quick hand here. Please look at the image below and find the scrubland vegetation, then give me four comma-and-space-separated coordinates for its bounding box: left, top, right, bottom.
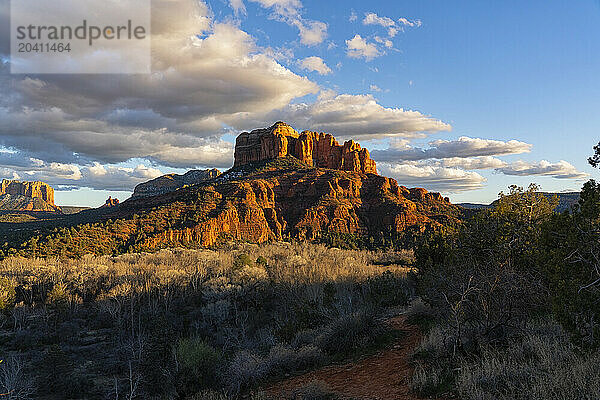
409, 181, 600, 400
0, 243, 413, 399
1, 179, 600, 399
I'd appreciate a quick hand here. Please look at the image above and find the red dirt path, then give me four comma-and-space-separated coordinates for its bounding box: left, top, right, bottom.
266, 315, 423, 400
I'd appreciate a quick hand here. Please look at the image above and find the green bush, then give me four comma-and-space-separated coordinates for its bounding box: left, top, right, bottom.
233, 253, 254, 270
314, 311, 383, 357
0, 277, 16, 311
46, 282, 70, 311
177, 338, 222, 394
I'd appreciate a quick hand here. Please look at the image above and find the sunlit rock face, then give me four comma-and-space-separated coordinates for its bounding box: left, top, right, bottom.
234, 122, 377, 174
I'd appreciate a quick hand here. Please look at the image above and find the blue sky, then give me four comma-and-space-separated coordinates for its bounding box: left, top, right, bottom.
1, 0, 598, 206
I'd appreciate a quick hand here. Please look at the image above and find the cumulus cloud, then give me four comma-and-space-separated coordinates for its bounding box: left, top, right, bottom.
371, 136, 532, 162
293, 20, 328, 45
0, 156, 164, 191
346, 35, 380, 61
439, 156, 507, 170
299, 56, 332, 75
379, 162, 487, 193
363, 12, 396, 27
249, 0, 328, 45
0, 1, 316, 171
0, 0, 456, 195
497, 160, 589, 180
234, 94, 451, 139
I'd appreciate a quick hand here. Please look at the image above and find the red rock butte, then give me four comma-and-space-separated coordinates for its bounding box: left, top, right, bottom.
234, 122, 378, 175
1, 179, 55, 205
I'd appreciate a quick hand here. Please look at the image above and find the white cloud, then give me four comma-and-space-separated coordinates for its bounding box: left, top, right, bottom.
439, 156, 507, 170
379, 162, 487, 193
362, 12, 422, 38
236, 94, 451, 139
363, 12, 396, 27
0, 1, 318, 171
349, 11, 358, 23
249, 0, 327, 45
398, 17, 422, 28
293, 20, 328, 45
6, 157, 164, 191
497, 160, 589, 180
371, 136, 532, 162
375, 36, 394, 48
299, 56, 332, 75
346, 34, 381, 61
370, 84, 382, 92
230, 0, 247, 15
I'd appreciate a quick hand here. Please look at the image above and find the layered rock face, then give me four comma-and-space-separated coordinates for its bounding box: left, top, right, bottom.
1, 180, 54, 204
0, 180, 60, 212
132, 169, 221, 199
234, 122, 377, 174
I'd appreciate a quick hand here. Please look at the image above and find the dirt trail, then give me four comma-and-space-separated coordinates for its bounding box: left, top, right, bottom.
266, 315, 422, 400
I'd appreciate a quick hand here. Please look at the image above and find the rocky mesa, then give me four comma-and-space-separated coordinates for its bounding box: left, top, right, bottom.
235, 122, 377, 174
0, 180, 61, 212
13, 123, 460, 257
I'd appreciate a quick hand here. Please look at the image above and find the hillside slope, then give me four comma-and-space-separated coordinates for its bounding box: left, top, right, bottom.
7, 157, 459, 257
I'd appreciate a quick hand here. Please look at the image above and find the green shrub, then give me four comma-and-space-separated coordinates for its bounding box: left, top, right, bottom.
46, 282, 70, 311
233, 253, 254, 270
177, 338, 222, 393
314, 311, 384, 357
0, 277, 16, 311
365, 270, 413, 308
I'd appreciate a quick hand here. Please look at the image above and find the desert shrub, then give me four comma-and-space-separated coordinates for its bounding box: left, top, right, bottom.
225, 350, 268, 394
314, 310, 384, 356
266, 344, 324, 376
404, 298, 436, 330
417, 185, 554, 353
0, 355, 35, 400
176, 338, 222, 393
412, 318, 600, 400
37, 345, 75, 397
410, 325, 455, 396
0, 277, 16, 312
456, 319, 600, 400
233, 253, 254, 270
364, 270, 413, 308
224, 344, 324, 394
0, 243, 412, 398
45, 282, 70, 311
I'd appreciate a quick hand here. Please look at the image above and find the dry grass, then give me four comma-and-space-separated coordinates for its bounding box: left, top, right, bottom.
0, 243, 414, 399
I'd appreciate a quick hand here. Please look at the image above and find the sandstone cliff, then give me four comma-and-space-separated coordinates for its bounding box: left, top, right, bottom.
234, 122, 377, 174
132, 169, 221, 199
0, 180, 60, 212
1, 179, 54, 204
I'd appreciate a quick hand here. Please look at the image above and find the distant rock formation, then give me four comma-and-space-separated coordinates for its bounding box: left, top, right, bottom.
1, 179, 54, 204
102, 197, 120, 208
0, 180, 60, 212
234, 122, 377, 174
132, 169, 222, 199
